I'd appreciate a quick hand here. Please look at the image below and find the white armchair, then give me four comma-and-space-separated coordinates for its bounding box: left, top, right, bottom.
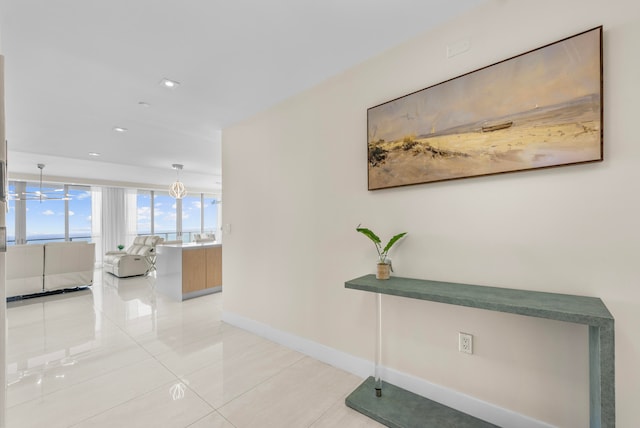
192, 233, 216, 243
103, 235, 164, 278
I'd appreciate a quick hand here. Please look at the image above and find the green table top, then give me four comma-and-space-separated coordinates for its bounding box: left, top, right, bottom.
345, 274, 613, 326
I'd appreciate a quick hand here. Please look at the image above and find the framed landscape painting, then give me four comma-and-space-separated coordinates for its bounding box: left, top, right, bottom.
367, 26, 603, 190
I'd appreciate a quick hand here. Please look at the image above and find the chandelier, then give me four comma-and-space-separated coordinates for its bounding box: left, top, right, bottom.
169, 163, 187, 199
9, 163, 71, 202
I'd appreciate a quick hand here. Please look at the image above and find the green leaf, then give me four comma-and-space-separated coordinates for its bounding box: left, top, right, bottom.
382, 232, 407, 254
356, 225, 381, 244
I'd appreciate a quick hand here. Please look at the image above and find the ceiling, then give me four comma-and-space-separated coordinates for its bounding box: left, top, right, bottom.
0, 0, 485, 194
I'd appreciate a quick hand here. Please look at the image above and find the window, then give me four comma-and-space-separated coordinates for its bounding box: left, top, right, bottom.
8, 181, 221, 252
137, 190, 152, 235
181, 194, 201, 242
153, 191, 178, 241
8, 181, 95, 245
25, 181, 65, 243
136, 190, 222, 243
203, 195, 220, 238
68, 185, 93, 242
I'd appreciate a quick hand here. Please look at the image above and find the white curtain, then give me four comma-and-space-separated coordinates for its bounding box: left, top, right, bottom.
101, 187, 128, 255
92, 187, 138, 266
126, 188, 138, 242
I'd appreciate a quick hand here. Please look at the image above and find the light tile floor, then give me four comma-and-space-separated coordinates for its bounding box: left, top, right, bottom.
5, 270, 383, 428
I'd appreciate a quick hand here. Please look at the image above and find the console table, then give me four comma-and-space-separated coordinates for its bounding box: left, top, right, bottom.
344, 274, 614, 428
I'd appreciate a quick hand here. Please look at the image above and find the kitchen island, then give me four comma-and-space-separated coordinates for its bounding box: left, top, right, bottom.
155, 242, 222, 301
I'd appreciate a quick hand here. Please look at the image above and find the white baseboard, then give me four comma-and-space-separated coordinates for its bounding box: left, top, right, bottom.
222, 310, 372, 379
222, 311, 554, 428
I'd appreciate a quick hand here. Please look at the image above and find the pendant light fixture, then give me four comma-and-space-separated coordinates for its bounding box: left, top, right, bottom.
169, 163, 187, 199
9, 163, 70, 202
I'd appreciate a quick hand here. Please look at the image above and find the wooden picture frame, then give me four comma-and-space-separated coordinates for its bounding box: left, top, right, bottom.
367, 26, 603, 190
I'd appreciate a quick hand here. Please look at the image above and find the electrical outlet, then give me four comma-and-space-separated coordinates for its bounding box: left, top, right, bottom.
459, 332, 473, 354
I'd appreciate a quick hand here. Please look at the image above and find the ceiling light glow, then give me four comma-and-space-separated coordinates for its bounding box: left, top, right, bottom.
160, 78, 180, 89
113, 127, 128, 133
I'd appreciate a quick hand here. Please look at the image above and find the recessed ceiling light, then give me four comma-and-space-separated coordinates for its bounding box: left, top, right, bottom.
88, 152, 101, 157
113, 126, 128, 133
160, 78, 180, 89
138, 101, 150, 107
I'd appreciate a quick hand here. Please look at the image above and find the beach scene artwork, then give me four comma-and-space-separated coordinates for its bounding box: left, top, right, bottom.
367, 27, 602, 190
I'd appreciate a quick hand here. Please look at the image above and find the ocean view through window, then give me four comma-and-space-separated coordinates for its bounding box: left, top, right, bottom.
182, 194, 201, 242
7, 181, 93, 244
137, 190, 152, 236
154, 191, 179, 241
67, 186, 93, 242
8, 181, 220, 245
137, 190, 219, 243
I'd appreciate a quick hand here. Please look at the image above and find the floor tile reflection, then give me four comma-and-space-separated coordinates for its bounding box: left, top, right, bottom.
5, 269, 375, 427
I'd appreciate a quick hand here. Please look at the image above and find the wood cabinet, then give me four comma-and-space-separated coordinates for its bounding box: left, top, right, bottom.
182, 245, 222, 293
156, 243, 222, 301
205, 246, 222, 288
182, 247, 206, 293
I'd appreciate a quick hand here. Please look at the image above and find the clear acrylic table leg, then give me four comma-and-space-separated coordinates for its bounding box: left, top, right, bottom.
375, 292, 382, 397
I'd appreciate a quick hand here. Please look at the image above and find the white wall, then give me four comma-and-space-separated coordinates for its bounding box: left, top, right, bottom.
222, 1, 640, 426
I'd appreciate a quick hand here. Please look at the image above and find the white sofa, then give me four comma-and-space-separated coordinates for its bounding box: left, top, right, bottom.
6, 241, 96, 299
44, 242, 96, 291
6, 244, 45, 297
103, 235, 164, 278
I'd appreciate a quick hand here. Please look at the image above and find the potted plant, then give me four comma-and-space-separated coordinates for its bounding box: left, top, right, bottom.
356, 225, 407, 280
